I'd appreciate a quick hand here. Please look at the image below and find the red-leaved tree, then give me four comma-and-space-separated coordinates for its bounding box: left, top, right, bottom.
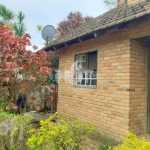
56, 11, 93, 38
0, 25, 51, 113
46, 50, 59, 69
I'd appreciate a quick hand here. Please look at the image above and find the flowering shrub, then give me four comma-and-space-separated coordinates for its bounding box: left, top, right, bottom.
27, 113, 94, 150
0, 25, 51, 112
113, 132, 150, 150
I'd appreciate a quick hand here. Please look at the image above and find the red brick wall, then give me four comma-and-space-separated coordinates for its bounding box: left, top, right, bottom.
57, 21, 150, 138
129, 39, 147, 135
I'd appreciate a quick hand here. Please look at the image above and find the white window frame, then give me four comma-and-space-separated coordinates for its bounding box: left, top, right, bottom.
74, 51, 97, 88
75, 54, 87, 69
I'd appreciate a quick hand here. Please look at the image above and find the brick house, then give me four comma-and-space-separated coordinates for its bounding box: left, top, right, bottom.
44, 0, 150, 143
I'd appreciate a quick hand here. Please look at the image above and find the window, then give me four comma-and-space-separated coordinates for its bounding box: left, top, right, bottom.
74, 51, 97, 88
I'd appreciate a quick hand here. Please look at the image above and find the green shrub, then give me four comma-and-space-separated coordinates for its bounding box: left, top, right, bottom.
99, 144, 111, 150
27, 113, 94, 150
0, 101, 9, 111
113, 132, 150, 150
0, 111, 32, 150
1, 101, 9, 107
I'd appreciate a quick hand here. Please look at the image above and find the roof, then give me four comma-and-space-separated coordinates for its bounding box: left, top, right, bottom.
44, 0, 150, 51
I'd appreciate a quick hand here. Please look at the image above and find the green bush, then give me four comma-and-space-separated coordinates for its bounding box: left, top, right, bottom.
99, 144, 111, 150
0, 101, 9, 111
0, 111, 32, 150
113, 132, 150, 150
1, 101, 9, 107
27, 113, 94, 150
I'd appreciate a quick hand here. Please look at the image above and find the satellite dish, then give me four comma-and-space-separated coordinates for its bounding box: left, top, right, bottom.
41, 25, 56, 46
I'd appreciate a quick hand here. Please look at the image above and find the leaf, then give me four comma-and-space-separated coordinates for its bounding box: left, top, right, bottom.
5, 22, 14, 30
3, 77, 10, 82
56, 11, 93, 38
0, 20, 4, 25
22, 73, 26, 79
36, 25, 42, 31
0, 25, 52, 114
13, 22, 26, 37
0, 4, 15, 23
16, 11, 25, 25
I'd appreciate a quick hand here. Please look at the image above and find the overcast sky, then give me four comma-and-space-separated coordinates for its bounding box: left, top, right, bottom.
1, 0, 107, 50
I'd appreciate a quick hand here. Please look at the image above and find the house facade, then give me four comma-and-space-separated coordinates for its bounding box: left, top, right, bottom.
44, 0, 150, 143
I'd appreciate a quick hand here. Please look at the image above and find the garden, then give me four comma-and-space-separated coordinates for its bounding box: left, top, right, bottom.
0, 4, 150, 150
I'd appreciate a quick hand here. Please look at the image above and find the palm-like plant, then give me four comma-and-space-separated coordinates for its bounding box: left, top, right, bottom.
0, 4, 26, 37
13, 11, 26, 37
0, 4, 15, 24
0, 20, 4, 25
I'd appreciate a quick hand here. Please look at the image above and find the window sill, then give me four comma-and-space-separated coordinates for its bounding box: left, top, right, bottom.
73, 85, 97, 89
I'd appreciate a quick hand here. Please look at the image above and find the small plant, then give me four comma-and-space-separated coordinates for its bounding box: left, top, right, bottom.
27, 113, 94, 150
113, 132, 150, 150
99, 144, 112, 150
1, 101, 9, 108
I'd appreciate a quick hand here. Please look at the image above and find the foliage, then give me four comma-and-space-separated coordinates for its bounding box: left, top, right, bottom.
27, 113, 94, 150
56, 11, 93, 38
0, 4, 15, 24
13, 11, 26, 37
103, 0, 117, 9
99, 144, 112, 150
113, 132, 150, 150
46, 50, 59, 83
0, 25, 51, 113
99, 133, 150, 150
0, 101, 9, 111
37, 12, 93, 39
36, 25, 42, 31
46, 50, 59, 69
40, 84, 53, 111
0, 4, 26, 37
0, 110, 32, 150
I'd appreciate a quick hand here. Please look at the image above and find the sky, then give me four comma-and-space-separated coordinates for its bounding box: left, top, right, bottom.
1, 0, 107, 50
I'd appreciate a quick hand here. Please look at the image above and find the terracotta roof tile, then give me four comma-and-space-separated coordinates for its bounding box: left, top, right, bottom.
47, 0, 150, 47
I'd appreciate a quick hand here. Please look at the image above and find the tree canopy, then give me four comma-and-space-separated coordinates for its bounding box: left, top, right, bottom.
56, 11, 93, 38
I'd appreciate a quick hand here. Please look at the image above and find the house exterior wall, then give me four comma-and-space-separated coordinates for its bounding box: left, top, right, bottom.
129, 39, 147, 135
57, 21, 150, 139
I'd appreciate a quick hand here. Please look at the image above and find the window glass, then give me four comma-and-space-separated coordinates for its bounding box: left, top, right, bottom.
88, 52, 97, 70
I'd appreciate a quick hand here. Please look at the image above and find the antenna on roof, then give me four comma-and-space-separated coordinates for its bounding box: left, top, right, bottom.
41, 25, 56, 46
